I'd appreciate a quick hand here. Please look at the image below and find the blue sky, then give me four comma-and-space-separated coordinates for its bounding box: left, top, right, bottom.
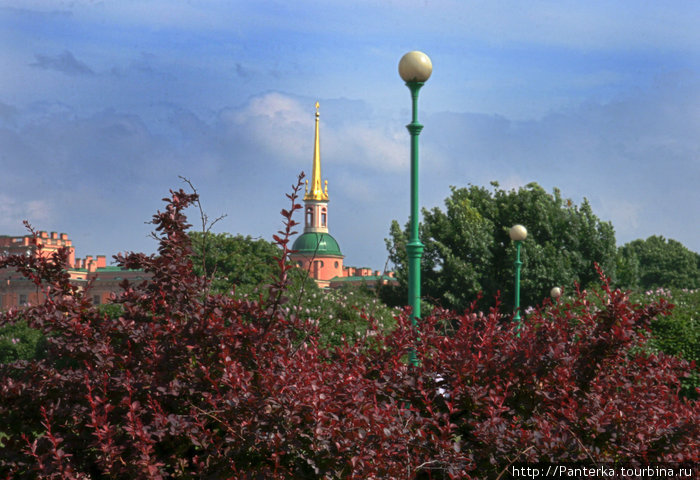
1, 1, 699, 270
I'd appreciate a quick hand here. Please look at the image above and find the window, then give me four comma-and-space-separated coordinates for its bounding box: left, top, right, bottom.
19, 294, 27, 306
306, 207, 313, 226
93, 295, 101, 305
321, 208, 327, 227
334, 261, 339, 268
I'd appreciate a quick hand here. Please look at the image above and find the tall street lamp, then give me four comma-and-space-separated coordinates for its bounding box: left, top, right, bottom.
509, 224, 527, 323
399, 51, 432, 360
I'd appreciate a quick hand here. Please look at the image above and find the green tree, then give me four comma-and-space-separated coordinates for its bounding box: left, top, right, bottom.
189, 231, 283, 296
617, 235, 700, 290
386, 182, 617, 312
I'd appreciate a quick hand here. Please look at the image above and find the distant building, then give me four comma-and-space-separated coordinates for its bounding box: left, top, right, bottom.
0, 231, 145, 309
330, 267, 397, 289
290, 103, 397, 289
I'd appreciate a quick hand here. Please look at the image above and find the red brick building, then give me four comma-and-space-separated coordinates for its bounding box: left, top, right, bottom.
0, 231, 146, 309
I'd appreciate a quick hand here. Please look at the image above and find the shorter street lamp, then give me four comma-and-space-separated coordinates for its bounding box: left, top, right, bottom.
509, 224, 527, 323
550, 286, 562, 300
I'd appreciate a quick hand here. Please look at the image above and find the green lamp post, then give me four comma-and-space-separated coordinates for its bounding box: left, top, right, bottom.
509, 224, 527, 323
399, 51, 432, 363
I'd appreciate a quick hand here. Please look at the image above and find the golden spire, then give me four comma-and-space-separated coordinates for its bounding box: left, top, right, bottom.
304, 101, 329, 201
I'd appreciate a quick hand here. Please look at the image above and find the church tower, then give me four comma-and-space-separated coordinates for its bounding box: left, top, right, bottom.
291, 102, 344, 287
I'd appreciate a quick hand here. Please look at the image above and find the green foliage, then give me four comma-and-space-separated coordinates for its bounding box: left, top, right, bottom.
97, 303, 124, 319
0, 319, 45, 364
649, 289, 700, 363
617, 235, 700, 290
386, 182, 617, 312
628, 287, 700, 398
189, 231, 282, 296
291, 284, 399, 348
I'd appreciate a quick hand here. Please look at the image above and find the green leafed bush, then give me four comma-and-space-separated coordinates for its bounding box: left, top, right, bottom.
629, 287, 700, 398
0, 319, 45, 364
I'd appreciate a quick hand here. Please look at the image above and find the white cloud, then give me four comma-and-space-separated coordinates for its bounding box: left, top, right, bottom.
218, 92, 311, 166
215, 92, 409, 174
0, 195, 52, 231
326, 124, 407, 173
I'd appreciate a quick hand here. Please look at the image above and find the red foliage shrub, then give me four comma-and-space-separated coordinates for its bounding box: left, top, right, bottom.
0, 177, 697, 479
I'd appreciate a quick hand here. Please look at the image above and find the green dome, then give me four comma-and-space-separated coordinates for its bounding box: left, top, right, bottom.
292, 232, 343, 257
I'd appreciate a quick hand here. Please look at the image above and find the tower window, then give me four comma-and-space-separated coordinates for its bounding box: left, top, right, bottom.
321, 208, 327, 227
305, 207, 313, 226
